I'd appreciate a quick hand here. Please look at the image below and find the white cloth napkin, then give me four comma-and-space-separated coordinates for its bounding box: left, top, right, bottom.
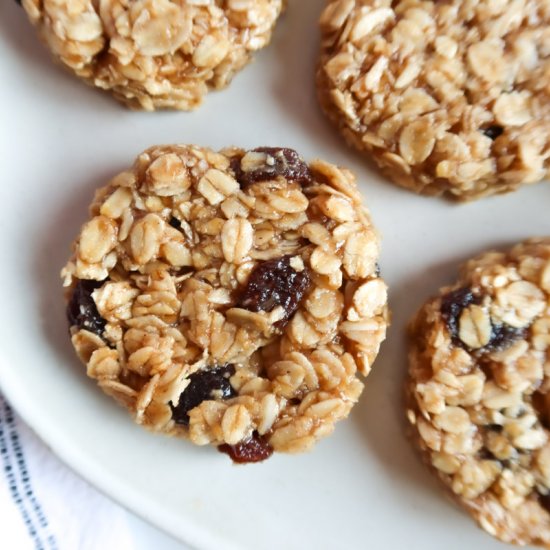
0, 394, 135, 550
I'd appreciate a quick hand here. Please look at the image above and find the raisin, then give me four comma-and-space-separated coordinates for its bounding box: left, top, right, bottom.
170, 365, 236, 426
440, 287, 522, 353
218, 432, 274, 464
440, 287, 479, 344
67, 279, 107, 337
233, 147, 312, 188
539, 491, 550, 514
236, 255, 311, 327
482, 125, 504, 140
484, 323, 526, 353
168, 216, 181, 229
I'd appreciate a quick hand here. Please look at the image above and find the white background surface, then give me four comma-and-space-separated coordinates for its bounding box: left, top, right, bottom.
129, 516, 186, 550
1, 1, 550, 549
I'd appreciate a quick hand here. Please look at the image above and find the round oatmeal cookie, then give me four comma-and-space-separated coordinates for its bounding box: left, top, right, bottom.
61, 145, 389, 462
317, 0, 550, 201
406, 238, 550, 545
20, 0, 282, 110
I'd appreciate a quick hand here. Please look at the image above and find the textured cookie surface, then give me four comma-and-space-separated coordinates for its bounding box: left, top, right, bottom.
317, 0, 550, 200
61, 145, 388, 462
21, 0, 282, 110
407, 239, 550, 545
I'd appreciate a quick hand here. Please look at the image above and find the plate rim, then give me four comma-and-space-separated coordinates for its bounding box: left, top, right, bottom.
0, 355, 243, 550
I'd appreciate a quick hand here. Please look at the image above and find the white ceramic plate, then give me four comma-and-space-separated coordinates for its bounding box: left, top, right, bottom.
2, 2, 549, 549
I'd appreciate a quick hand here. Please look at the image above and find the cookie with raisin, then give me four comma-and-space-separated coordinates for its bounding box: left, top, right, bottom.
406, 238, 550, 546
317, 0, 550, 200
61, 144, 389, 462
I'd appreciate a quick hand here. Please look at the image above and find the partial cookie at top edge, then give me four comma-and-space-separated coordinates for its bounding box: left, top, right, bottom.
21, 0, 283, 110
61, 144, 389, 462
406, 238, 550, 546
317, 0, 550, 201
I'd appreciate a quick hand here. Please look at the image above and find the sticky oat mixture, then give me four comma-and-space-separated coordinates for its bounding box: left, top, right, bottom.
21, 0, 282, 110
317, 0, 550, 200
61, 145, 388, 462
407, 239, 550, 546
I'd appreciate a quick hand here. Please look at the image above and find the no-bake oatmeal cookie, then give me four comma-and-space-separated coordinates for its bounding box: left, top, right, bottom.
61, 145, 389, 462
20, 0, 283, 110
317, 0, 550, 201
407, 239, 550, 546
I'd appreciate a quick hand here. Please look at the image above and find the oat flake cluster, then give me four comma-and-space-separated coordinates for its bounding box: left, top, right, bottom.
407, 238, 550, 546
61, 145, 388, 461
21, 0, 282, 110
317, 0, 550, 200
